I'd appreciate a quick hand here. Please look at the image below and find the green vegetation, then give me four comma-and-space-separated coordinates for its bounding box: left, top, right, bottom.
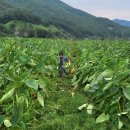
0, 1, 70, 38
0, 37, 130, 130
3, 20, 69, 38
0, 0, 130, 38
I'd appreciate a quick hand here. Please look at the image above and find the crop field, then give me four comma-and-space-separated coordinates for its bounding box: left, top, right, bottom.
0, 38, 130, 130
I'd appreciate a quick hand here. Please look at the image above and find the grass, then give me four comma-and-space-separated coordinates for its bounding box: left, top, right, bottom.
24, 75, 111, 130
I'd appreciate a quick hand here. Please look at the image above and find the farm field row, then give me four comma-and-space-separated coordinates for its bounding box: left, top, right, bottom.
0, 38, 130, 130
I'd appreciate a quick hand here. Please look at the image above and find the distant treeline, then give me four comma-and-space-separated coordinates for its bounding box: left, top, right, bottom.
0, 9, 42, 24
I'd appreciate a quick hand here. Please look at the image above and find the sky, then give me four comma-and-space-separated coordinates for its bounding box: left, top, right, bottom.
61, 0, 130, 21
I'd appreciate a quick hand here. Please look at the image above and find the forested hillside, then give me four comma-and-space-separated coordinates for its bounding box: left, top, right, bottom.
0, 0, 130, 38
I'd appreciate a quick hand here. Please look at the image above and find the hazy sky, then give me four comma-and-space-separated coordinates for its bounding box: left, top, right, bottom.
61, 0, 130, 20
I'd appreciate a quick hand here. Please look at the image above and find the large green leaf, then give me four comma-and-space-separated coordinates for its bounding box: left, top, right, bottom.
103, 82, 113, 91
37, 92, 44, 108
19, 55, 29, 63
25, 79, 38, 90
82, 76, 88, 84
78, 103, 88, 110
36, 80, 46, 89
118, 119, 123, 129
4, 119, 12, 128
116, 70, 130, 81
96, 113, 110, 124
84, 84, 91, 92
101, 69, 113, 78
87, 104, 93, 114
0, 88, 15, 103
11, 96, 24, 125
88, 74, 96, 82
122, 87, 130, 100
0, 115, 4, 127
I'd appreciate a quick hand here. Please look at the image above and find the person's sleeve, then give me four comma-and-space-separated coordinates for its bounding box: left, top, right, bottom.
64, 56, 69, 62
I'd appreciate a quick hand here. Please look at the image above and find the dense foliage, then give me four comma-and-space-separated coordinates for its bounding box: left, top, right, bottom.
0, 9, 42, 24
3, 20, 69, 38
72, 40, 130, 130
0, 38, 130, 130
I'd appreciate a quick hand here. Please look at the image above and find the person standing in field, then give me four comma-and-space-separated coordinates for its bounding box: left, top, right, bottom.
58, 51, 71, 78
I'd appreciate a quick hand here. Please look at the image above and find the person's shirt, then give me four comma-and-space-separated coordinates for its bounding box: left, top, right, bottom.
59, 56, 68, 65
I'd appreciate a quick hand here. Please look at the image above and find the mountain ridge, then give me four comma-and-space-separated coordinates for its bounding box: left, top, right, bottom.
113, 19, 130, 27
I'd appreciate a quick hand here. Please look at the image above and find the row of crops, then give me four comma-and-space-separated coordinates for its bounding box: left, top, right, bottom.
0, 37, 130, 130
72, 40, 130, 129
